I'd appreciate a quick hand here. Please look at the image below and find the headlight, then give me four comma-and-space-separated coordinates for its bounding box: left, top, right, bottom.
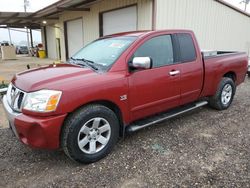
23, 90, 62, 112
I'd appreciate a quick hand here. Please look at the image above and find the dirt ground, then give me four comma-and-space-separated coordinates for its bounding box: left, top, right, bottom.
0, 56, 54, 129
0, 70, 250, 187
0, 55, 54, 83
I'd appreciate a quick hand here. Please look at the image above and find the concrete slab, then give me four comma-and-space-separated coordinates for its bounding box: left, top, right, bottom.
0, 55, 55, 83
0, 56, 56, 128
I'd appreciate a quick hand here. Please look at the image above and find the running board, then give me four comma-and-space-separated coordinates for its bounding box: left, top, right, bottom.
126, 101, 208, 133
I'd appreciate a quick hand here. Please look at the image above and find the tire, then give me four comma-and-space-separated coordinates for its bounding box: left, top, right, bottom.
248, 72, 250, 77
209, 77, 236, 110
61, 104, 119, 163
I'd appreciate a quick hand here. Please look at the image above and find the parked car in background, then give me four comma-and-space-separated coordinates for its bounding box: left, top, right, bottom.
0, 41, 10, 46
16, 46, 28, 54
2, 30, 248, 163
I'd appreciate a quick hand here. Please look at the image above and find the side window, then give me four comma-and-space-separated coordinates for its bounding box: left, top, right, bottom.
133, 35, 174, 68
177, 33, 196, 62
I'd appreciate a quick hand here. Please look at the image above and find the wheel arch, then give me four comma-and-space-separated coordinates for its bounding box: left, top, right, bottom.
223, 71, 236, 82
61, 100, 125, 141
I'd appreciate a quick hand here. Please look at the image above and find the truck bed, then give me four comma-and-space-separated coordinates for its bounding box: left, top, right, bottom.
200, 51, 248, 98
202, 50, 239, 59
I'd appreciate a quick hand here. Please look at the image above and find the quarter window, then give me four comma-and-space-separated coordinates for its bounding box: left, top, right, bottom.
133, 35, 174, 68
177, 33, 197, 62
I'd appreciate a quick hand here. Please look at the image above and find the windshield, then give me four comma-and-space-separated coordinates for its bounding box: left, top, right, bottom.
71, 36, 137, 71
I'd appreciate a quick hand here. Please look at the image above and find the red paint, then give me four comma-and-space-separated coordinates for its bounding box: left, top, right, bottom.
9, 30, 248, 149
14, 113, 67, 149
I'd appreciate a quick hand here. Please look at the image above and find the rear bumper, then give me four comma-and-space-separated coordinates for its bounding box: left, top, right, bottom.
2, 95, 67, 149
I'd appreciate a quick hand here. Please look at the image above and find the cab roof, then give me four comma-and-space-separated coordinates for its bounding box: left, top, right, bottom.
105, 29, 194, 38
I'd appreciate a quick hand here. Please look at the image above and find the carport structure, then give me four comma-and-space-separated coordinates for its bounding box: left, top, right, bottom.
0, 11, 59, 29
0, 0, 104, 58
0, 11, 58, 48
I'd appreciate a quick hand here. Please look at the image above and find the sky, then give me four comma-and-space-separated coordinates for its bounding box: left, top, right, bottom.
224, 0, 250, 12
0, 28, 42, 45
0, 0, 59, 12
0, 0, 250, 45
0, 0, 59, 45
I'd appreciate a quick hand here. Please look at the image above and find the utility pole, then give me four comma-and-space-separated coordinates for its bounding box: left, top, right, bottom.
244, 0, 250, 11
24, 0, 31, 56
8, 28, 12, 44
240, 0, 250, 11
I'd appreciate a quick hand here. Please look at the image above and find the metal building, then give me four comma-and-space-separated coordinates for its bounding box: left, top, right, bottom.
37, 0, 250, 61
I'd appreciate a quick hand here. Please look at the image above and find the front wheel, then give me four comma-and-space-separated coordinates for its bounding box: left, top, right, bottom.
209, 77, 236, 110
61, 104, 119, 163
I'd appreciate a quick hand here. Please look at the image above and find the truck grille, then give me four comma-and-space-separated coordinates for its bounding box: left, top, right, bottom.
6, 84, 26, 112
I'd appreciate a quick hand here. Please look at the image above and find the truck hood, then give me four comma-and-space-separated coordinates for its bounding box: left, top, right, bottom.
12, 64, 98, 92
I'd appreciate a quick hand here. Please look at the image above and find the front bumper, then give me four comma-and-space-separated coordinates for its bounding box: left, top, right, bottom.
2, 95, 67, 149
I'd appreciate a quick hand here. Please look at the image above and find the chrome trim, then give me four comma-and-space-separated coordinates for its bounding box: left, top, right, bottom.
132, 57, 151, 69
169, 70, 180, 76
6, 84, 26, 112
2, 95, 21, 138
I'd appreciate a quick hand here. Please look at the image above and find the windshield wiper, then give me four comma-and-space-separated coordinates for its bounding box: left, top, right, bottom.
70, 57, 98, 70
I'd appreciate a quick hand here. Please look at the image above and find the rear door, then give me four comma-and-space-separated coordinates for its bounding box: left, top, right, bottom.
128, 35, 181, 121
173, 33, 203, 105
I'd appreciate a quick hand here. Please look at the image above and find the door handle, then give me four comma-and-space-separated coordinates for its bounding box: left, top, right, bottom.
169, 70, 180, 76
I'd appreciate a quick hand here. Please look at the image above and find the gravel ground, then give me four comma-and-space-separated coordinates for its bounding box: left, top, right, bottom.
0, 77, 250, 187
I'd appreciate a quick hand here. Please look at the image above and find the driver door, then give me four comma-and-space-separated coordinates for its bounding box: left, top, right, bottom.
128, 35, 181, 121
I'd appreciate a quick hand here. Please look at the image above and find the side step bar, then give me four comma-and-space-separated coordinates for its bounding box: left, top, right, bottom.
126, 101, 208, 133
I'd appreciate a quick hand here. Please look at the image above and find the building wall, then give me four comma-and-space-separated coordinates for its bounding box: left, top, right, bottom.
57, 0, 153, 61
156, 0, 250, 54
46, 0, 250, 61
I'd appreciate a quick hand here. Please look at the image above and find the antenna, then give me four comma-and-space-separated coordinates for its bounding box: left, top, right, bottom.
24, 0, 31, 56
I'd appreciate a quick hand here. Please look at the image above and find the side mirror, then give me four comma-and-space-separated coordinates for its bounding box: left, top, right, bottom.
131, 57, 152, 69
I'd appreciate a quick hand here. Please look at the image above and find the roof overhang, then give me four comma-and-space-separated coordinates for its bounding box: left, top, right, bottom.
0, 12, 47, 29
0, 0, 100, 29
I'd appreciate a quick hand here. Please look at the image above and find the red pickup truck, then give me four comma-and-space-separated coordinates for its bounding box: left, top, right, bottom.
3, 30, 248, 163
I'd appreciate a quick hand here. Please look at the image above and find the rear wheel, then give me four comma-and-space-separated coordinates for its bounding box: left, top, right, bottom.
209, 77, 236, 110
61, 104, 119, 163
